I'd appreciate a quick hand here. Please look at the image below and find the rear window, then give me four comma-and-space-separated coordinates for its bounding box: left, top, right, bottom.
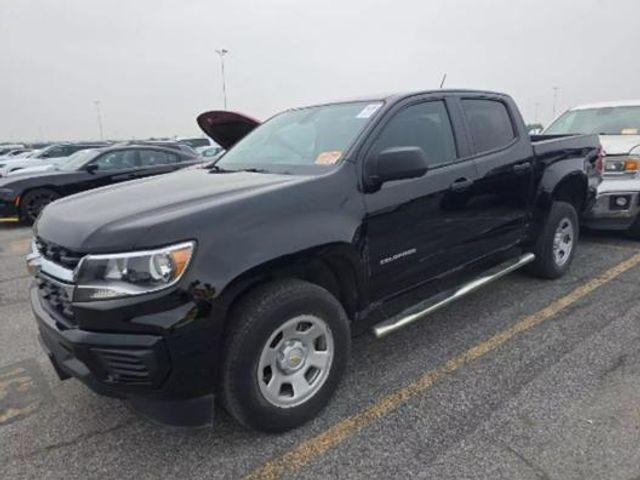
462, 99, 516, 153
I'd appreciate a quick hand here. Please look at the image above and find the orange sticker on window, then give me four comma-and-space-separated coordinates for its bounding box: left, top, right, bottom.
315, 151, 343, 165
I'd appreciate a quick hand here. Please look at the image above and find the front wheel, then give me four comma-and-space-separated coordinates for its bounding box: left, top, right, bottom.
219, 279, 350, 432
20, 188, 60, 225
527, 201, 579, 279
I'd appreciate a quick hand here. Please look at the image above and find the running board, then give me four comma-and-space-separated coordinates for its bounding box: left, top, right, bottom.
372, 253, 535, 338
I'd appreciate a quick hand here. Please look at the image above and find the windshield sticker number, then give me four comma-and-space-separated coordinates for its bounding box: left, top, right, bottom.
315, 151, 343, 165
356, 103, 382, 119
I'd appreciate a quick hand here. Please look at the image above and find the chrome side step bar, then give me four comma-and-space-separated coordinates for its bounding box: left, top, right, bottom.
372, 253, 535, 338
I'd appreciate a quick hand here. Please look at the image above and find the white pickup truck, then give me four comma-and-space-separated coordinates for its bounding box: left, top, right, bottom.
544, 100, 640, 237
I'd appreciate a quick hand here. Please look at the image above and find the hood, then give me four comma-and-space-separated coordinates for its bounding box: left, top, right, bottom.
196, 111, 260, 149
599, 135, 640, 156
0, 168, 69, 184
7, 165, 54, 176
35, 168, 303, 252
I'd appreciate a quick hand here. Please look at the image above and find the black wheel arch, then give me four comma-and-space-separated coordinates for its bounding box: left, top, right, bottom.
214, 243, 366, 327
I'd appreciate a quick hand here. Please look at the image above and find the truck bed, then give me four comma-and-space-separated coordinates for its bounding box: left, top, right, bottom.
530, 133, 600, 158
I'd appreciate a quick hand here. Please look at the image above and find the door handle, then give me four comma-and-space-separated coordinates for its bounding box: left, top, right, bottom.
450, 177, 474, 192
513, 161, 531, 173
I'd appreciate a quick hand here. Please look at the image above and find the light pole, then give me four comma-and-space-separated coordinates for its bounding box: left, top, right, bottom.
552, 87, 559, 118
94, 100, 104, 140
215, 49, 229, 109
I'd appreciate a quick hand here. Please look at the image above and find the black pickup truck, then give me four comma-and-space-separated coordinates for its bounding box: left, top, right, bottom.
27, 90, 601, 432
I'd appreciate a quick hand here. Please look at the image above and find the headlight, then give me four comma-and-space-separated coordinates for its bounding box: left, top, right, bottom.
604, 155, 639, 173
74, 241, 195, 301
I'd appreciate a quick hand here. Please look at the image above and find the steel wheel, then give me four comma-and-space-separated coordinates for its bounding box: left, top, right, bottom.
552, 217, 574, 267
257, 314, 334, 408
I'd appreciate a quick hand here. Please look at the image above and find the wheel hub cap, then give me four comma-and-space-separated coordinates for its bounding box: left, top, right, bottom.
552, 217, 574, 267
277, 340, 308, 374
257, 314, 334, 408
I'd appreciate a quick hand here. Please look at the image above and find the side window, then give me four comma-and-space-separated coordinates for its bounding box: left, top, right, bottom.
138, 150, 179, 166
92, 150, 137, 171
461, 99, 516, 153
372, 101, 457, 166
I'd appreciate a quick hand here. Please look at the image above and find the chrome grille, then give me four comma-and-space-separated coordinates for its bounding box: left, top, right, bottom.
35, 237, 84, 270
36, 274, 75, 323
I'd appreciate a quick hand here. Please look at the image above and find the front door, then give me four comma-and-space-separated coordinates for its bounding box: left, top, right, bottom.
363, 98, 480, 301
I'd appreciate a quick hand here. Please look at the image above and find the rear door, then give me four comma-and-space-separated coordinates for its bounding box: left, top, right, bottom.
459, 96, 534, 251
363, 96, 482, 300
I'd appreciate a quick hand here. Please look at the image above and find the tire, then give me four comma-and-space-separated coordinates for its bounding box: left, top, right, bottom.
625, 216, 640, 239
527, 201, 579, 279
219, 279, 350, 433
20, 188, 60, 225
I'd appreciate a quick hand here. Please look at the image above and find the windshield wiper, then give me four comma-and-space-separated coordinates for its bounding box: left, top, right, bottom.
234, 168, 271, 174
207, 164, 233, 173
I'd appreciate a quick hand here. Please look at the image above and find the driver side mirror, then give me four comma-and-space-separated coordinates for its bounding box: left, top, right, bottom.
85, 164, 98, 174
364, 146, 429, 192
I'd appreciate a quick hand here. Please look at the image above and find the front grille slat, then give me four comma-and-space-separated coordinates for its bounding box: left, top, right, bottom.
35, 237, 83, 270
34, 238, 83, 325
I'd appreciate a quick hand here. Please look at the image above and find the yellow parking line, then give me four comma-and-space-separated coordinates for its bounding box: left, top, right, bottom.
243, 252, 640, 480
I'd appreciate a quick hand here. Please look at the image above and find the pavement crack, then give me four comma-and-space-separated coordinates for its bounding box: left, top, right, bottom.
3, 416, 136, 463
499, 442, 552, 480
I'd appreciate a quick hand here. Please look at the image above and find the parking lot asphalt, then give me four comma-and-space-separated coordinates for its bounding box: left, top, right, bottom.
1, 225, 640, 480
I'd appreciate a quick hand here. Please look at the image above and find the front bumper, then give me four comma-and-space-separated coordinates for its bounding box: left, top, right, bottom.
31, 284, 217, 427
583, 180, 640, 230
0, 199, 20, 222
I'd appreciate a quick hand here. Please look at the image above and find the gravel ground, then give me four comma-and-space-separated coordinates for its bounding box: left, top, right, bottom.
1, 224, 639, 480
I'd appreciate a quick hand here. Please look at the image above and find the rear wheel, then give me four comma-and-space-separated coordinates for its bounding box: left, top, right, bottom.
219, 279, 350, 432
527, 201, 578, 279
20, 188, 60, 224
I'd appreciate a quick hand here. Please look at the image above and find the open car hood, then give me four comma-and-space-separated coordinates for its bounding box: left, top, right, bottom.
196, 111, 261, 150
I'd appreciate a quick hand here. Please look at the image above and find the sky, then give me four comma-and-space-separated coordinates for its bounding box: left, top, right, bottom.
1, 0, 639, 142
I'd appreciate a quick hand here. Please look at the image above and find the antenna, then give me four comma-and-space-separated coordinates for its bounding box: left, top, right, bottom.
439, 73, 447, 89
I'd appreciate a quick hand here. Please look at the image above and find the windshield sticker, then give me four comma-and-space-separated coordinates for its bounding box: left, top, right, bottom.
315, 151, 343, 165
356, 103, 382, 119
622, 128, 638, 135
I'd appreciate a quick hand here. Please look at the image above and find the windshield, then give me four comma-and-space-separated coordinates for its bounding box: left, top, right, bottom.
545, 106, 640, 135
56, 149, 100, 171
215, 101, 383, 173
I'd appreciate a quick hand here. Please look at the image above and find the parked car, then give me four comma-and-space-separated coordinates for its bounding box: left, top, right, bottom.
27, 90, 599, 432
0, 148, 32, 159
177, 136, 220, 154
0, 144, 26, 156
544, 100, 640, 236
118, 140, 199, 156
0, 142, 109, 177
0, 144, 201, 224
